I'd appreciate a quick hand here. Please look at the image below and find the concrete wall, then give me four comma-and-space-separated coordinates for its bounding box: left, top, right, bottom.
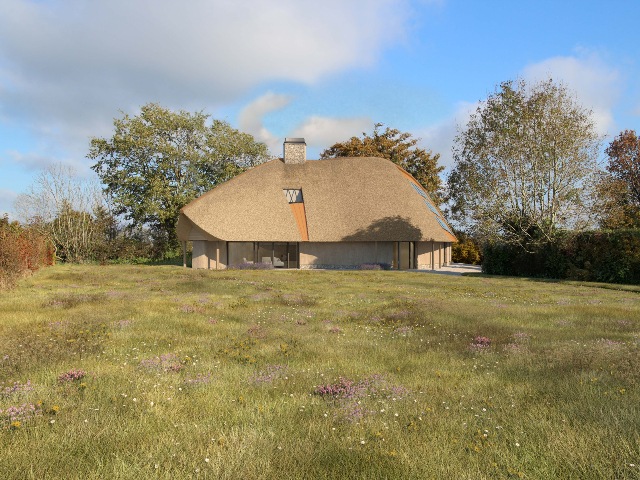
300, 242, 393, 268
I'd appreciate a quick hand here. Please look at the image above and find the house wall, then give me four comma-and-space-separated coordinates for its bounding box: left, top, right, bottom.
191, 240, 451, 270
191, 241, 227, 269
416, 241, 432, 269
300, 242, 394, 268
416, 241, 452, 269
192, 241, 208, 269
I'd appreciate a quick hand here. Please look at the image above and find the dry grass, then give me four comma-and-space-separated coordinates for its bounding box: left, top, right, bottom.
0, 265, 639, 479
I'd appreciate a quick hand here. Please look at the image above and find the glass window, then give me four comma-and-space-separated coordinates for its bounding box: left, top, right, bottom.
228, 242, 255, 266
395, 241, 415, 270
289, 243, 299, 269
258, 242, 273, 265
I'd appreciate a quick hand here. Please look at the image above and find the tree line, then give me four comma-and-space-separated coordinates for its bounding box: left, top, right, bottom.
10, 78, 640, 276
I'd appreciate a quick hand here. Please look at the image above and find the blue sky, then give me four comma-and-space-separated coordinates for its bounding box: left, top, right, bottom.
1, 0, 639, 218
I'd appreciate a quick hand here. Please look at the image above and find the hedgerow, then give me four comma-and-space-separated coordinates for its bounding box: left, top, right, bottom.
482, 229, 640, 284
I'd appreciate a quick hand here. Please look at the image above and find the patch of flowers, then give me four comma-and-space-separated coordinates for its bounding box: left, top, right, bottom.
228, 262, 274, 270
251, 364, 288, 384
359, 263, 391, 270
139, 353, 184, 373
58, 369, 87, 383
511, 332, 531, 342
315, 377, 367, 400
220, 338, 258, 365
503, 332, 530, 355
314, 374, 410, 422
183, 373, 212, 387
470, 336, 492, 351
179, 304, 204, 314
1, 403, 42, 429
595, 338, 625, 350
393, 326, 412, 336
503, 343, 528, 355
247, 324, 267, 339
1, 380, 34, 397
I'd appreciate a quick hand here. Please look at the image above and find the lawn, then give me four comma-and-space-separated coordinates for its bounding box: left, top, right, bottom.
1, 265, 639, 479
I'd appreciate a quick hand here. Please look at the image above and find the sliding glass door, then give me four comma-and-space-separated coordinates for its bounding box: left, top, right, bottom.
228, 242, 299, 268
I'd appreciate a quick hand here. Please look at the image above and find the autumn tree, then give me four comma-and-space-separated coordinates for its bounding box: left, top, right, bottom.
320, 123, 444, 204
595, 130, 640, 228
89, 103, 270, 256
447, 79, 600, 249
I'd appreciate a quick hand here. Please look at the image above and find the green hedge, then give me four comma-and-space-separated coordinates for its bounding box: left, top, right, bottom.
482, 230, 640, 285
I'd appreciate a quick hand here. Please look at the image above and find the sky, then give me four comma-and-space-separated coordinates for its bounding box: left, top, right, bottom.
1, 0, 639, 218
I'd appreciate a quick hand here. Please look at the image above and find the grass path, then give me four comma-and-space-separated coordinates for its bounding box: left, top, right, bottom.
0, 265, 639, 479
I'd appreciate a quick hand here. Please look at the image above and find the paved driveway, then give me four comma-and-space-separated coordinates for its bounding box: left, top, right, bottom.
418, 263, 482, 276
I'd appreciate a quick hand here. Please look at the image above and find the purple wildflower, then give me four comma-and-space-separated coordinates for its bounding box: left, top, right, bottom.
58, 369, 86, 383
251, 365, 287, 384
1, 403, 42, 425
228, 262, 274, 270
139, 353, 184, 373
183, 373, 212, 386
1, 380, 34, 397
394, 326, 412, 336
470, 336, 492, 351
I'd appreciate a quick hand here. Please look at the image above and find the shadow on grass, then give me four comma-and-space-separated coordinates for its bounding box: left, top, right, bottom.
463, 272, 640, 293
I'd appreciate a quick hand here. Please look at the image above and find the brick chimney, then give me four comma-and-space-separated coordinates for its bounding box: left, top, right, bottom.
283, 138, 306, 164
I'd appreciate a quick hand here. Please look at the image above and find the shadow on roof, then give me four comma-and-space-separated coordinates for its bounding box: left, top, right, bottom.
341, 215, 423, 242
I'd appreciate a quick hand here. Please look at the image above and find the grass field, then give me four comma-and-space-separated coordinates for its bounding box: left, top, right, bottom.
1, 265, 639, 479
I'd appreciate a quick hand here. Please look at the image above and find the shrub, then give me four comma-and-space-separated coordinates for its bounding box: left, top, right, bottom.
0, 216, 53, 289
359, 263, 391, 270
482, 229, 640, 284
359, 263, 381, 270
451, 231, 482, 264
228, 262, 274, 270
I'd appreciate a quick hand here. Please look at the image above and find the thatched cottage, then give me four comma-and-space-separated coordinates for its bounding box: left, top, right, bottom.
177, 138, 456, 270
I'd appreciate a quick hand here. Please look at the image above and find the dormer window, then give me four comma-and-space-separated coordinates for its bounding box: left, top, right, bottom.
284, 189, 303, 203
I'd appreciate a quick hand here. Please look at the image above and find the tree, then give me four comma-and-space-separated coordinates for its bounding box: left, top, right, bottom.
320, 123, 444, 204
447, 78, 601, 249
89, 103, 270, 256
595, 130, 640, 228
450, 230, 482, 265
15, 164, 104, 263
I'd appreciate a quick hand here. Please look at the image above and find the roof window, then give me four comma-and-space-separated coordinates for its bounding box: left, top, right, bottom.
284, 189, 303, 203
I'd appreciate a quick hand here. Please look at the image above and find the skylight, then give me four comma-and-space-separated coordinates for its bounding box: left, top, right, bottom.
284, 189, 303, 203
407, 180, 454, 236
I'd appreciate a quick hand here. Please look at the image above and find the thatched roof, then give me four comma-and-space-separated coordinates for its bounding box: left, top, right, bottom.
177, 156, 456, 243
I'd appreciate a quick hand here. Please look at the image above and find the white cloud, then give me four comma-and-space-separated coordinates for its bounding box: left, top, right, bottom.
6, 150, 91, 175
291, 116, 373, 152
419, 53, 621, 173
419, 101, 478, 170
522, 53, 621, 136
0, 0, 412, 159
239, 92, 293, 153
239, 93, 372, 155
